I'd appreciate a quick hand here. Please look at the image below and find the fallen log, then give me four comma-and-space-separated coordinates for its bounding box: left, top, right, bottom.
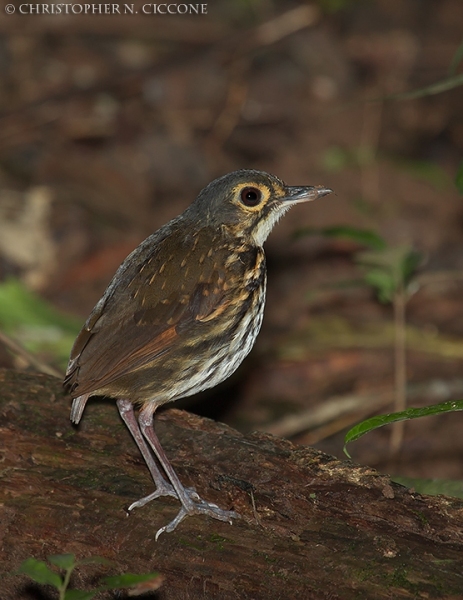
1, 368, 463, 599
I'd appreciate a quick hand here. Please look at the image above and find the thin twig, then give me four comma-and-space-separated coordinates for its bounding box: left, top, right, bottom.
206, 59, 250, 149
390, 284, 407, 455
253, 5, 320, 47
360, 96, 383, 205
261, 389, 394, 439
261, 378, 463, 441
0, 330, 63, 379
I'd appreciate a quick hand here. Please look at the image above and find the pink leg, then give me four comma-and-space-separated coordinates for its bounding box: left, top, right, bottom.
117, 398, 178, 508
138, 406, 240, 539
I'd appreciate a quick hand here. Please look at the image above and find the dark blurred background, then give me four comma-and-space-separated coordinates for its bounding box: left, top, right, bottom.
0, 0, 462, 485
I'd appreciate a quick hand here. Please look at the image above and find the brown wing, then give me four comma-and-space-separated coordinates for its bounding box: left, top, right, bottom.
64, 225, 233, 398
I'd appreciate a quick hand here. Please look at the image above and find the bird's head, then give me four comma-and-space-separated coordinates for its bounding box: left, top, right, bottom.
188, 169, 332, 246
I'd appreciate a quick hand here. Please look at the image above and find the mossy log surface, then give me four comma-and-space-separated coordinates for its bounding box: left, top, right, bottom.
1, 368, 463, 599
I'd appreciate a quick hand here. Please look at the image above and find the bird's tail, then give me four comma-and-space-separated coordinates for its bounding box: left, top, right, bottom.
70, 394, 90, 424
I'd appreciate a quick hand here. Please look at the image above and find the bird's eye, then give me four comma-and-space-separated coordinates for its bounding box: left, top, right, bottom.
240, 187, 262, 207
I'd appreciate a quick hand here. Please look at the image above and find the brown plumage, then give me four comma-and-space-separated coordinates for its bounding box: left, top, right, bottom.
64, 169, 332, 538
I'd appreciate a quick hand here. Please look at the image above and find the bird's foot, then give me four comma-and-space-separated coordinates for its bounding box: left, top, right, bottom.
155, 497, 240, 541
127, 483, 200, 511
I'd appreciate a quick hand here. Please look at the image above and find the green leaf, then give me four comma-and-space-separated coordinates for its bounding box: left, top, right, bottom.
392, 476, 463, 499
363, 269, 395, 303
48, 554, 76, 570
344, 399, 463, 457
321, 145, 376, 172
456, 160, 463, 194
390, 158, 450, 190
356, 246, 422, 303
318, 0, 353, 14
401, 249, 422, 283
18, 558, 62, 588
101, 572, 162, 590
64, 590, 98, 600
383, 73, 463, 101
322, 226, 387, 249
0, 278, 81, 369
77, 556, 113, 567
321, 146, 350, 172
0, 279, 80, 331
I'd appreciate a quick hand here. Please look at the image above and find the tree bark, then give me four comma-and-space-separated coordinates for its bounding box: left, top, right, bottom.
1, 368, 463, 599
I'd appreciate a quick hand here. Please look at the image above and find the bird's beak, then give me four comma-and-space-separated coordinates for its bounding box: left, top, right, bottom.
283, 185, 333, 205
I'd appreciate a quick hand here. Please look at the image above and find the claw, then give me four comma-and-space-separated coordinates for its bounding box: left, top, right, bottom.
155, 499, 240, 540
128, 483, 239, 539
127, 484, 201, 511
